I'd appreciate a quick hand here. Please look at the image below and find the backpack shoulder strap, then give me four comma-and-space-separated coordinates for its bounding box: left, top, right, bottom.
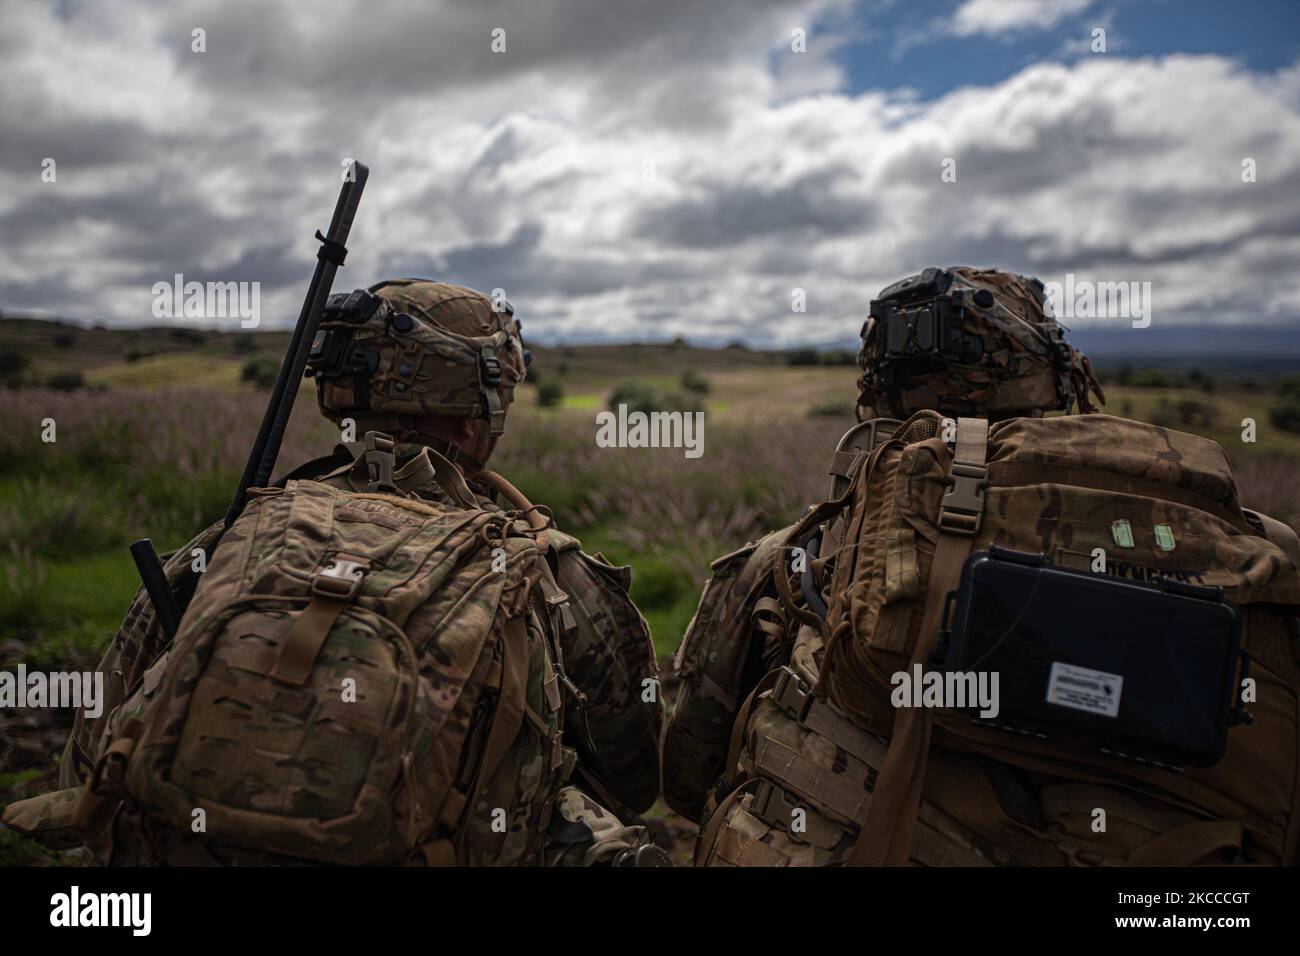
847, 416, 989, 866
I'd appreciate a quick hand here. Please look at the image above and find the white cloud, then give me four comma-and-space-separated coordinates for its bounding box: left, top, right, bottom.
950, 0, 1096, 37
1, 0, 1298, 347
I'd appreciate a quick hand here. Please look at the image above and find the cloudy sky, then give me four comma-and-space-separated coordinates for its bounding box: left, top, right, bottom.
2, 0, 1299, 346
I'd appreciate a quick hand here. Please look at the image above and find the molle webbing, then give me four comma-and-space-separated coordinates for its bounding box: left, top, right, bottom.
701, 666, 991, 867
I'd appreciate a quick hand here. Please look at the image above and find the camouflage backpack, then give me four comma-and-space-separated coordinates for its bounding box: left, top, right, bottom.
799, 410, 1300, 865
8, 469, 575, 866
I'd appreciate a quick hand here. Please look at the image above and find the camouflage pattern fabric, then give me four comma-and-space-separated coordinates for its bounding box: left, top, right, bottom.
662, 527, 797, 822
668, 266, 1104, 827
45, 445, 656, 866
312, 279, 527, 444
544, 786, 651, 866
312, 440, 664, 820
856, 266, 1105, 421
817, 410, 1300, 864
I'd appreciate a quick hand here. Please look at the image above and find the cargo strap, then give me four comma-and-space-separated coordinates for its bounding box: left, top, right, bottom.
269, 554, 369, 686
719, 670, 781, 792
70, 717, 144, 836
848, 416, 988, 866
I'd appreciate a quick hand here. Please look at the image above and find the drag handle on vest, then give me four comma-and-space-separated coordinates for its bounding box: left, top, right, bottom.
224, 161, 371, 530
129, 538, 180, 642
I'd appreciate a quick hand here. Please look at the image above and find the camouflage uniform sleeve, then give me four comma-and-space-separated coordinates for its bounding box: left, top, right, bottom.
548, 530, 664, 817
662, 525, 796, 821
543, 786, 655, 866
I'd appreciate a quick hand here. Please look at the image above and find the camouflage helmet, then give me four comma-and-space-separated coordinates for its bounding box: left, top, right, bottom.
855, 266, 1104, 420
308, 278, 527, 442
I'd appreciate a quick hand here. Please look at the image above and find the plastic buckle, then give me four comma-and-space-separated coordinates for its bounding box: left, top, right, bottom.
546, 591, 578, 638
750, 779, 803, 835
357, 431, 396, 492
939, 461, 986, 535
771, 666, 813, 721
312, 557, 368, 600
479, 350, 503, 387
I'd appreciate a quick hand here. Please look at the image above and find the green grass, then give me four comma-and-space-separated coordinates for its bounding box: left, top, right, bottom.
2, 549, 146, 665
559, 392, 601, 410
85, 353, 265, 391
3, 329, 1300, 674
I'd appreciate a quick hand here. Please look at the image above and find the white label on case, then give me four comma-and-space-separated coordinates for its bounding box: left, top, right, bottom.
1046, 662, 1123, 719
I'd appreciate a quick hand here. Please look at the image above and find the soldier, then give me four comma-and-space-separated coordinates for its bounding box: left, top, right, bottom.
669, 266, 1300, 867
663, 268, 1103, 851
35, 278, 664, 866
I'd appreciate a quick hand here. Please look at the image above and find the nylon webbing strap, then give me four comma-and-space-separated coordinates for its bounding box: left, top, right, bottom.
847, 417, 988, 866
270, 555, 369, 686
421, 446, 480, 509
720, 669, 781, 791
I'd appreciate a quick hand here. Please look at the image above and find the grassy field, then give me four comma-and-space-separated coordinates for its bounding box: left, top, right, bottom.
1, 318, 1299, 863
4, 321, 1297, 665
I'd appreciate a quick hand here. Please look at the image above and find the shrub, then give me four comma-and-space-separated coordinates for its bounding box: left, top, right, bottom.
0, 350, 28, 381
124, 346, 159, 363
1174, 398, 1218, 429
1271, 395, 1300, 435
608, 379, 662, 415
680, 369, 711, 395
241, 356, 280, 389
230, 334, 258, 355
537, 381, 564, 408
45, 371, 85, 391
607, 379, 705, 415
52, 331, 77, 349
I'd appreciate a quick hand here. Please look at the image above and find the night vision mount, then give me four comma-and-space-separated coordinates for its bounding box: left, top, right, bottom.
865, 267, 987, 368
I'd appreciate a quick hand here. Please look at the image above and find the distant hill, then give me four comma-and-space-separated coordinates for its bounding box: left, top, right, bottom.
1071, 324, 1300, 372
3, 313, 1298, 378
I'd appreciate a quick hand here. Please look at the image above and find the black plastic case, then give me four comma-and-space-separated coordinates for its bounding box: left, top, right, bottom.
938, 546, 1249, 767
